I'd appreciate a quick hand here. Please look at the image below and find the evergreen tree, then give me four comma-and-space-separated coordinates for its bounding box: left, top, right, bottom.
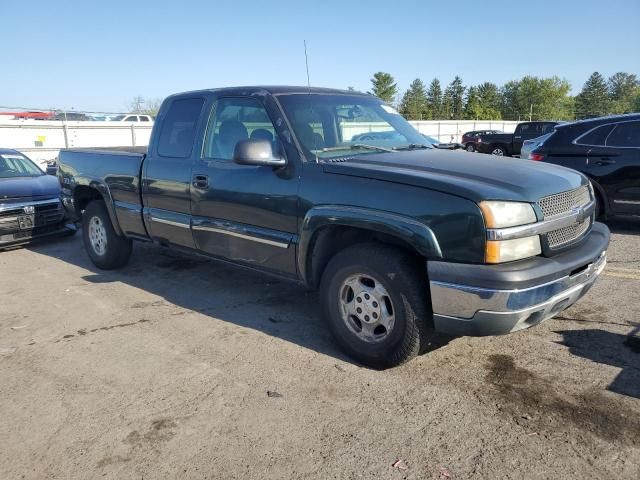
464, 86, 481, 119
576, 72, 610, 118
608, 72, 639, 113
465, 83, 502, 120
400, 79, 428, 120
445, 76, 465, 119
369, 72, 397, 104
426, 78, 443, 119
476, 82, 502, 119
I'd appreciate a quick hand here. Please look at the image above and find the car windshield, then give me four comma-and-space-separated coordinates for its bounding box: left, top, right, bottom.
111, 115, 126, 121
0, 153, 43, 178
422, 135, 440, 145
277, 93, 431, 159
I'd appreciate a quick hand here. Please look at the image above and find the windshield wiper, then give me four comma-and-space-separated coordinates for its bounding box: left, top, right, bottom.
321, 143, 396, 153
392, 143, 433, 151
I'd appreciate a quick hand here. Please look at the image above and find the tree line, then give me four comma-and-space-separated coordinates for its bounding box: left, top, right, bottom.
367, 71, 640, 121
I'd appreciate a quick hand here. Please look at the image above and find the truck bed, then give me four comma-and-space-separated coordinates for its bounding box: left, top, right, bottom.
58, 148, 147, 238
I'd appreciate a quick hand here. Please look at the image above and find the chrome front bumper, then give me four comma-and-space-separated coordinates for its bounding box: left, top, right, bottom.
429, 249, 607, 337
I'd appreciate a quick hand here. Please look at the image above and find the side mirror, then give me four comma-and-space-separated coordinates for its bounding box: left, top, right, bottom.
233, 139, 286, 167
46, 162, 58, 175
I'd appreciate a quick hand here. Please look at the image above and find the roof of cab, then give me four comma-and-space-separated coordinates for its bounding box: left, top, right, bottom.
167, 85, 370, 99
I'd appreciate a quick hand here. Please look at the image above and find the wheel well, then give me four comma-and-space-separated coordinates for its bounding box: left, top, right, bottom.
588, 178, 608, 217
73, 186, 103, 217
307, 226, 425, 288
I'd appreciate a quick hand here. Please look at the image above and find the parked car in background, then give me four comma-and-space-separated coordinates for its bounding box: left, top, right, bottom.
11, 111, 54, 120
520, 132, 554, 161
476, 122, 560, 156
461, 130, 502, 152
421, 134, 464, 150
58, 86, 609, 368
0, 148, 74, 249
110, 114, 154, 122
51, 112, 91, 121
531, 113, 640, 218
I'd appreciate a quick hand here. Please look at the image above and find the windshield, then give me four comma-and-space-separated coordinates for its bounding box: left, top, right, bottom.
0, 153, 43, 178
277, 93, 431, 160
111, 115, 126, 121
422, 134, 440, 145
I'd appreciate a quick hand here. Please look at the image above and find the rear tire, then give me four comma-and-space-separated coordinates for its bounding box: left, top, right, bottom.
320, 243, 431, 369
82, 200, 132, 270
491, 145, 507, 156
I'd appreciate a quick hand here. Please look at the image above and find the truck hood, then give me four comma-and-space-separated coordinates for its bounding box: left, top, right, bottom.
321, 149, 586, 203
0, 174, 60, 201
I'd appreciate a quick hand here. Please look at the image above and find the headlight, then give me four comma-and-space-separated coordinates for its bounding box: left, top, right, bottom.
486, 236, 542, 263
479, 201, 537, 228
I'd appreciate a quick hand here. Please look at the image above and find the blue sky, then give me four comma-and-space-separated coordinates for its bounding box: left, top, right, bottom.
1, 0, 639, 112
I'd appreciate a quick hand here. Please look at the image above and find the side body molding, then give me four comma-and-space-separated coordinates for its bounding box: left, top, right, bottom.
298, 205, 443, 284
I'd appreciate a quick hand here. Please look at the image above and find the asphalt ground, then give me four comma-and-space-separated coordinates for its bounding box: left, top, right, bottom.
1, 218, 638, 479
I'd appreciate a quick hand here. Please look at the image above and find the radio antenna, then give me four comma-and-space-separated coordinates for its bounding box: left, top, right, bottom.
303, 40, 318, 163
303, 40, 311, 90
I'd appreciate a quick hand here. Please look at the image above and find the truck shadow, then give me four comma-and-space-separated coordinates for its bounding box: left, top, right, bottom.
29, 233, 450, 366
556, 329, 640, 400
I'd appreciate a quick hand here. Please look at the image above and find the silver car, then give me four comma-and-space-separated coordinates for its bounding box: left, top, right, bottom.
520, 132, 553, 160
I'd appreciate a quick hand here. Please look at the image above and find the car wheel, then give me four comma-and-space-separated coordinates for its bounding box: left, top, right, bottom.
491, 145, 506, 156
466, 143, 475, 152
320, 243, 431, 369
82, 200, 132, 270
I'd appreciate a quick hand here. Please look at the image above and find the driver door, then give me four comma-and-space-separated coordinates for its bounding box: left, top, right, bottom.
190, 95, 300, 276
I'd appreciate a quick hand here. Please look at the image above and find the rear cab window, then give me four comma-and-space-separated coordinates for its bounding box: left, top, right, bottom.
157, 97, 205, 158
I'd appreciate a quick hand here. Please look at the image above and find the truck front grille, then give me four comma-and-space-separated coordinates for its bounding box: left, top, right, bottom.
537, 186, 592, 249
538, 186, 590, 218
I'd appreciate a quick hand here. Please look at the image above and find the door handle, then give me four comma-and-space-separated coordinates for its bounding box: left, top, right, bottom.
192, 174, 209, 189
514, 136, 522, 139
594, 158, 616, 166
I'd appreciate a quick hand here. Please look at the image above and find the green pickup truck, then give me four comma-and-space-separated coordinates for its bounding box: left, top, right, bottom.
58, 86, 609, 368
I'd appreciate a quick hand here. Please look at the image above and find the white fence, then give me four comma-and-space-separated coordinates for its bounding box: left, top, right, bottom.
0, 119, 521, 169
0, 119, 153, 169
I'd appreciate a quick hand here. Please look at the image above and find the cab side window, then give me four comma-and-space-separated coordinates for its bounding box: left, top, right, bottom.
575, 124, 616, 146
203, 97, 277, 160
157, 97, 205, 158
606, 121, 640, 148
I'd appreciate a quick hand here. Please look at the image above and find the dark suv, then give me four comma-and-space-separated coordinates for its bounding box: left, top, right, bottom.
461, 130, 501, 152
531, 114, 640, 218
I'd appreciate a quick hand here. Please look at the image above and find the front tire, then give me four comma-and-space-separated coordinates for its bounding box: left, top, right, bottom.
82, 200, 132, 270
320, 243, 431, 369
466, 143, 475, 152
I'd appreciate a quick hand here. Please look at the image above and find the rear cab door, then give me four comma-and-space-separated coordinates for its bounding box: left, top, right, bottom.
141, 96, 207, 248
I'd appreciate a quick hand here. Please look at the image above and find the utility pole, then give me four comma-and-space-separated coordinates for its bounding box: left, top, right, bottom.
529, 104, 533, 122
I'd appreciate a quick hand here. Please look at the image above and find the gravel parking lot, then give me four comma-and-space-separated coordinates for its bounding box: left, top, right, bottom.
1, 219, 639, 479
